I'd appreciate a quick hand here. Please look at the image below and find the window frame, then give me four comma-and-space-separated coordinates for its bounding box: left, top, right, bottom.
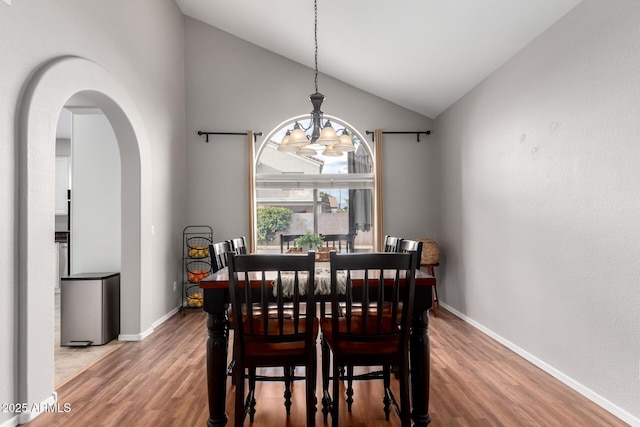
250, 115, 381, 252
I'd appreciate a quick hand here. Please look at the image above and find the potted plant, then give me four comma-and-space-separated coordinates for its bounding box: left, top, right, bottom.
295, 232, 325, 252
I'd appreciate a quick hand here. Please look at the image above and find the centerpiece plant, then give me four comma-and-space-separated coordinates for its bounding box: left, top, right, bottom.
295, 232, 325, 252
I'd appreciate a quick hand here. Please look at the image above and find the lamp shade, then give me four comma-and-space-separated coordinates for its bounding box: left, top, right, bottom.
322, 144, 342, 157
288, 125, 309, 147
277, 133, 297, 152
316, 122, 340, 146
296, 145, 317, 156
333, 132, 355, 152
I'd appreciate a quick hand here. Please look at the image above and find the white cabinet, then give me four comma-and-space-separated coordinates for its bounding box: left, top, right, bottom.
55, 157, 69, 215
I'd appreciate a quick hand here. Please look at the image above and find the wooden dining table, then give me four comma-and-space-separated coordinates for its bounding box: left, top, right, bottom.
199, 261, 436, 426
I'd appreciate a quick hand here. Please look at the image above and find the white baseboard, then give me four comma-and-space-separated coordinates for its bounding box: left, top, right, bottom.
118, 329, 151, 341
4, 392, 58, 425
152, 305, 180, 329
118, 305, 182, 342
439, 302, 640, 427
0, 414, 19, 427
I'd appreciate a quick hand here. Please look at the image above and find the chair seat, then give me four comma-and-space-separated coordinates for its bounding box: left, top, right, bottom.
228, 304, 296, 323
320, 317, 400, 355
243, 316, 318, 336
245, 317, 319, 357
339, 302, 399, 317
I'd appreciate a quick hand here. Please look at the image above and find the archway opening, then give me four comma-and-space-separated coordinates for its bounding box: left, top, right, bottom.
53, 103, 123, 386
18, 56, 150, 422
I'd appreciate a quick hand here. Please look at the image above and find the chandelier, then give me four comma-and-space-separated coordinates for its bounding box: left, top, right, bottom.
278, 0, 355, 157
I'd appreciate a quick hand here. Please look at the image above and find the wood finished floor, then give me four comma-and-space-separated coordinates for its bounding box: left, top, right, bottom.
54, 292, 123, 387
24, 308, 628, 427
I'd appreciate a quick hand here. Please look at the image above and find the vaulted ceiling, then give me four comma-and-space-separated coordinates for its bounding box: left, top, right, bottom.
175, 0, 582, 119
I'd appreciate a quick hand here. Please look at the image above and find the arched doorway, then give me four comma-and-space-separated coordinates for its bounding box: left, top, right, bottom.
17, 56, 152, 421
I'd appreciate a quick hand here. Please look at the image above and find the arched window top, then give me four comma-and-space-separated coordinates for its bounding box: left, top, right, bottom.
252, 115, 376, 253
256, 115, 373, 177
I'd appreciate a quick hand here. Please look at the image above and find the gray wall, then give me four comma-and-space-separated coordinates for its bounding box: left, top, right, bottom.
0, 0, 185, 423
184, 17, 436, 242
434, 0, 640, 422
71, 113, 121, 274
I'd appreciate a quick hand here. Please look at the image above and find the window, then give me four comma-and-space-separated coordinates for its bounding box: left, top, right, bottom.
253, 116, 375, 253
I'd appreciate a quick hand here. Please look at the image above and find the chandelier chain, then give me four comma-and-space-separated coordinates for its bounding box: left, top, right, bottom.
314, 0, 318, 94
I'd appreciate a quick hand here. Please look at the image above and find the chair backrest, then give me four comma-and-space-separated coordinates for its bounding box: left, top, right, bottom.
382, 235, 402, 252
328, 251, 416, 349
280, 234, 303, 253
228, 236, 248, 254
228, 252, 316, 358
398, 238, 423, 270
209, 241, 232, 272
322, 233, 355, 253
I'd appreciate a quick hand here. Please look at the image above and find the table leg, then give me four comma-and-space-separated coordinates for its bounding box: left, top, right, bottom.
410, 309, 431, 426
206, 310, 229, 427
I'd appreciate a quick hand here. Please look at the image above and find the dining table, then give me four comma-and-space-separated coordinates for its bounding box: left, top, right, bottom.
199, 259, 436, 426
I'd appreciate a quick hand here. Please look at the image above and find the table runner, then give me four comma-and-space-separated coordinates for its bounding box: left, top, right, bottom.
277, 262, 346, 297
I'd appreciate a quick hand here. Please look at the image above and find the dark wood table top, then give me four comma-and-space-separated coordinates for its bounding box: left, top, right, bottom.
200, 262, 435, 290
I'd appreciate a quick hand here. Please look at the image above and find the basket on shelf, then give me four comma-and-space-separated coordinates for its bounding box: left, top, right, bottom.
187, 236, 212, 258
186, 260, 212, 284
186, 285, 203, 308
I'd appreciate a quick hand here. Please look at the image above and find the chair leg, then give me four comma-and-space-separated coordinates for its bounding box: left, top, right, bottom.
228, 325, 237, 384
249, 368, 257, 422
332, 358, 340, 427
346, 365, 354, 412
321, 337, 331, 422
383, 364, 391, 420
284, 364, 293, 414
432, 284, 439, 317
427, 266, 438, 317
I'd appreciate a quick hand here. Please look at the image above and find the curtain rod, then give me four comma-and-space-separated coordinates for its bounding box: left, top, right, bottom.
365, 130, 431, 142
197, 131, 263, 143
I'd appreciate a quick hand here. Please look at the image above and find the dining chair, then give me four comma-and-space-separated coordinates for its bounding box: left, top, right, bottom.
209, 241, 232, 272
382, 235, 402, 252
322, 233, 355, 253
398, 238, 423, 270
280, 233, 303, 253
228, 236, 248, 254
228, 252, 318, 427
321, 251, 416, 427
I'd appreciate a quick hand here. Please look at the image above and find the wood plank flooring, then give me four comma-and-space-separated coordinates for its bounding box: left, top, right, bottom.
54, 292, 124, 387
24, 308, 628, 427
